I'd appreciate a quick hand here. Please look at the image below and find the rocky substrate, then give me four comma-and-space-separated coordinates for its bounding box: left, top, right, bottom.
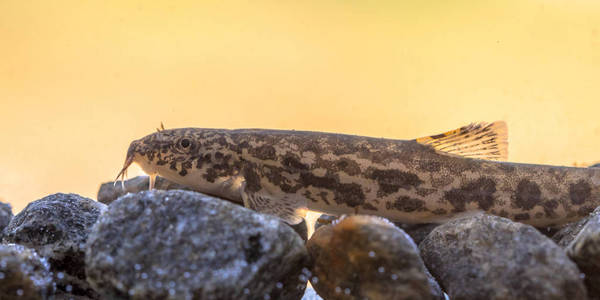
1, 176, 600, 299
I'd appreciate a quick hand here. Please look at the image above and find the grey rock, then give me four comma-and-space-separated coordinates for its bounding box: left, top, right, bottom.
307, 215, 442, 300
85, 190, 309, 300
553, 217, 590, 248
2, 193, 106, 298
589, 163, 600, 168
0, 201, 13, 240
0, 244, 55, 300
563, 207, 600, 298
97, 176, 199, 205
395, 223, 439, 246
420, 214, 587, 300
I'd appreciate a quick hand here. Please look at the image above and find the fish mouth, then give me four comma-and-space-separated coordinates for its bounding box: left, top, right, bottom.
114, 155, 133, 189
114, 142, 137, 189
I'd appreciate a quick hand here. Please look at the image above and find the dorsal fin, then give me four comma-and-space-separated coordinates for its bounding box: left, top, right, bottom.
416, 121, 508, 161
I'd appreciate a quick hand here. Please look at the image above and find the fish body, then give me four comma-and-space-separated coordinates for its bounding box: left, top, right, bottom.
118, 122, 600, 227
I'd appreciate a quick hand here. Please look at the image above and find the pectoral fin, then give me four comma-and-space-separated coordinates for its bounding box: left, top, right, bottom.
241, 188, 307, 225
416, 121, 508, 161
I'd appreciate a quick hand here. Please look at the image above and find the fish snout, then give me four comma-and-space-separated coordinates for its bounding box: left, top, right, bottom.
115, 139, 142, 183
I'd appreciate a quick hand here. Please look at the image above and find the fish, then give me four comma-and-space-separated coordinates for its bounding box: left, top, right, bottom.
116, 121, 600, 227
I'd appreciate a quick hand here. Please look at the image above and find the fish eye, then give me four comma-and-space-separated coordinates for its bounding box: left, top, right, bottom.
180, 139, 191, 148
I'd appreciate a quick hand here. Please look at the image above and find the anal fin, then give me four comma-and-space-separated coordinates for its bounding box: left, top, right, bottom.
416, 121, 508, 161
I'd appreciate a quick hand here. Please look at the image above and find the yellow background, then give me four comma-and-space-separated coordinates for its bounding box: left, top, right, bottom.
1, 1, 599, 212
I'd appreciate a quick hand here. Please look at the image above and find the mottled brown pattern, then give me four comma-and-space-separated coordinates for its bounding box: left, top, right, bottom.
366, 168, 423, 197
570, 180, 592, 205
444, 177, 497, 212
514, 179, 542, 210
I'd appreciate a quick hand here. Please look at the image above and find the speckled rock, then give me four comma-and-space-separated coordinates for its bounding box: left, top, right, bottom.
420, 214, 587, 300
97, 176, 199, 205
0, 201, 13, 240
559, 207, 600, 299
0, 244, 55, 300
2, 193, 106, 298
307, 215, 443, 300
85, 190, 309, 300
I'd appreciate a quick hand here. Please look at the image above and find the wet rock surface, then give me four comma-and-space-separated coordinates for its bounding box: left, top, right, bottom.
85, 190, 309, 300
2, 193, 106, 298
307, 215, 442, 300
0, 244, 55, 300
420, 214, 587, 300
561, 207, 600, 298
0, 201, 13, 240
97, 176, 199, 205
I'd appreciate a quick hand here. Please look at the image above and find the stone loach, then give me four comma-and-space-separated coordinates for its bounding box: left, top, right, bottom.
307, 215, 443, 300
85, 190, 309, 300
0, 243, 55, 300
2, 193, 106, 298
420, 214, 587, 300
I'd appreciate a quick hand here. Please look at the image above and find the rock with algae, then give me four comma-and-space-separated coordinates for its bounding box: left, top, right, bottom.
85, 190, 309, 300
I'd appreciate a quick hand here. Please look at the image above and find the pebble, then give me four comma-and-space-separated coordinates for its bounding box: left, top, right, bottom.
0, 244, 55, 300
420, 214, 587, 300
2, 193, 106, 298
85, 190, 309, 300
307, 215, 443, 300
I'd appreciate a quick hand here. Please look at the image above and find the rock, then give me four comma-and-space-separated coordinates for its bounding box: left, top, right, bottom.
314, 214, 339, 232
0, 244, 55, 300
420, 214, 587, 300
85, 190, 309, 300
0, 201, 13, 240
302, 286, 324, 300
394, 223, 439, 246
589, 163, 600, 168
54, 291, 95, 300
2, 193, 106, 298
290, 218, 308, 242
561, 207, 600, 298
97, 176, 199, 205
307, 215, 442, 300
552, 217, 589, 248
